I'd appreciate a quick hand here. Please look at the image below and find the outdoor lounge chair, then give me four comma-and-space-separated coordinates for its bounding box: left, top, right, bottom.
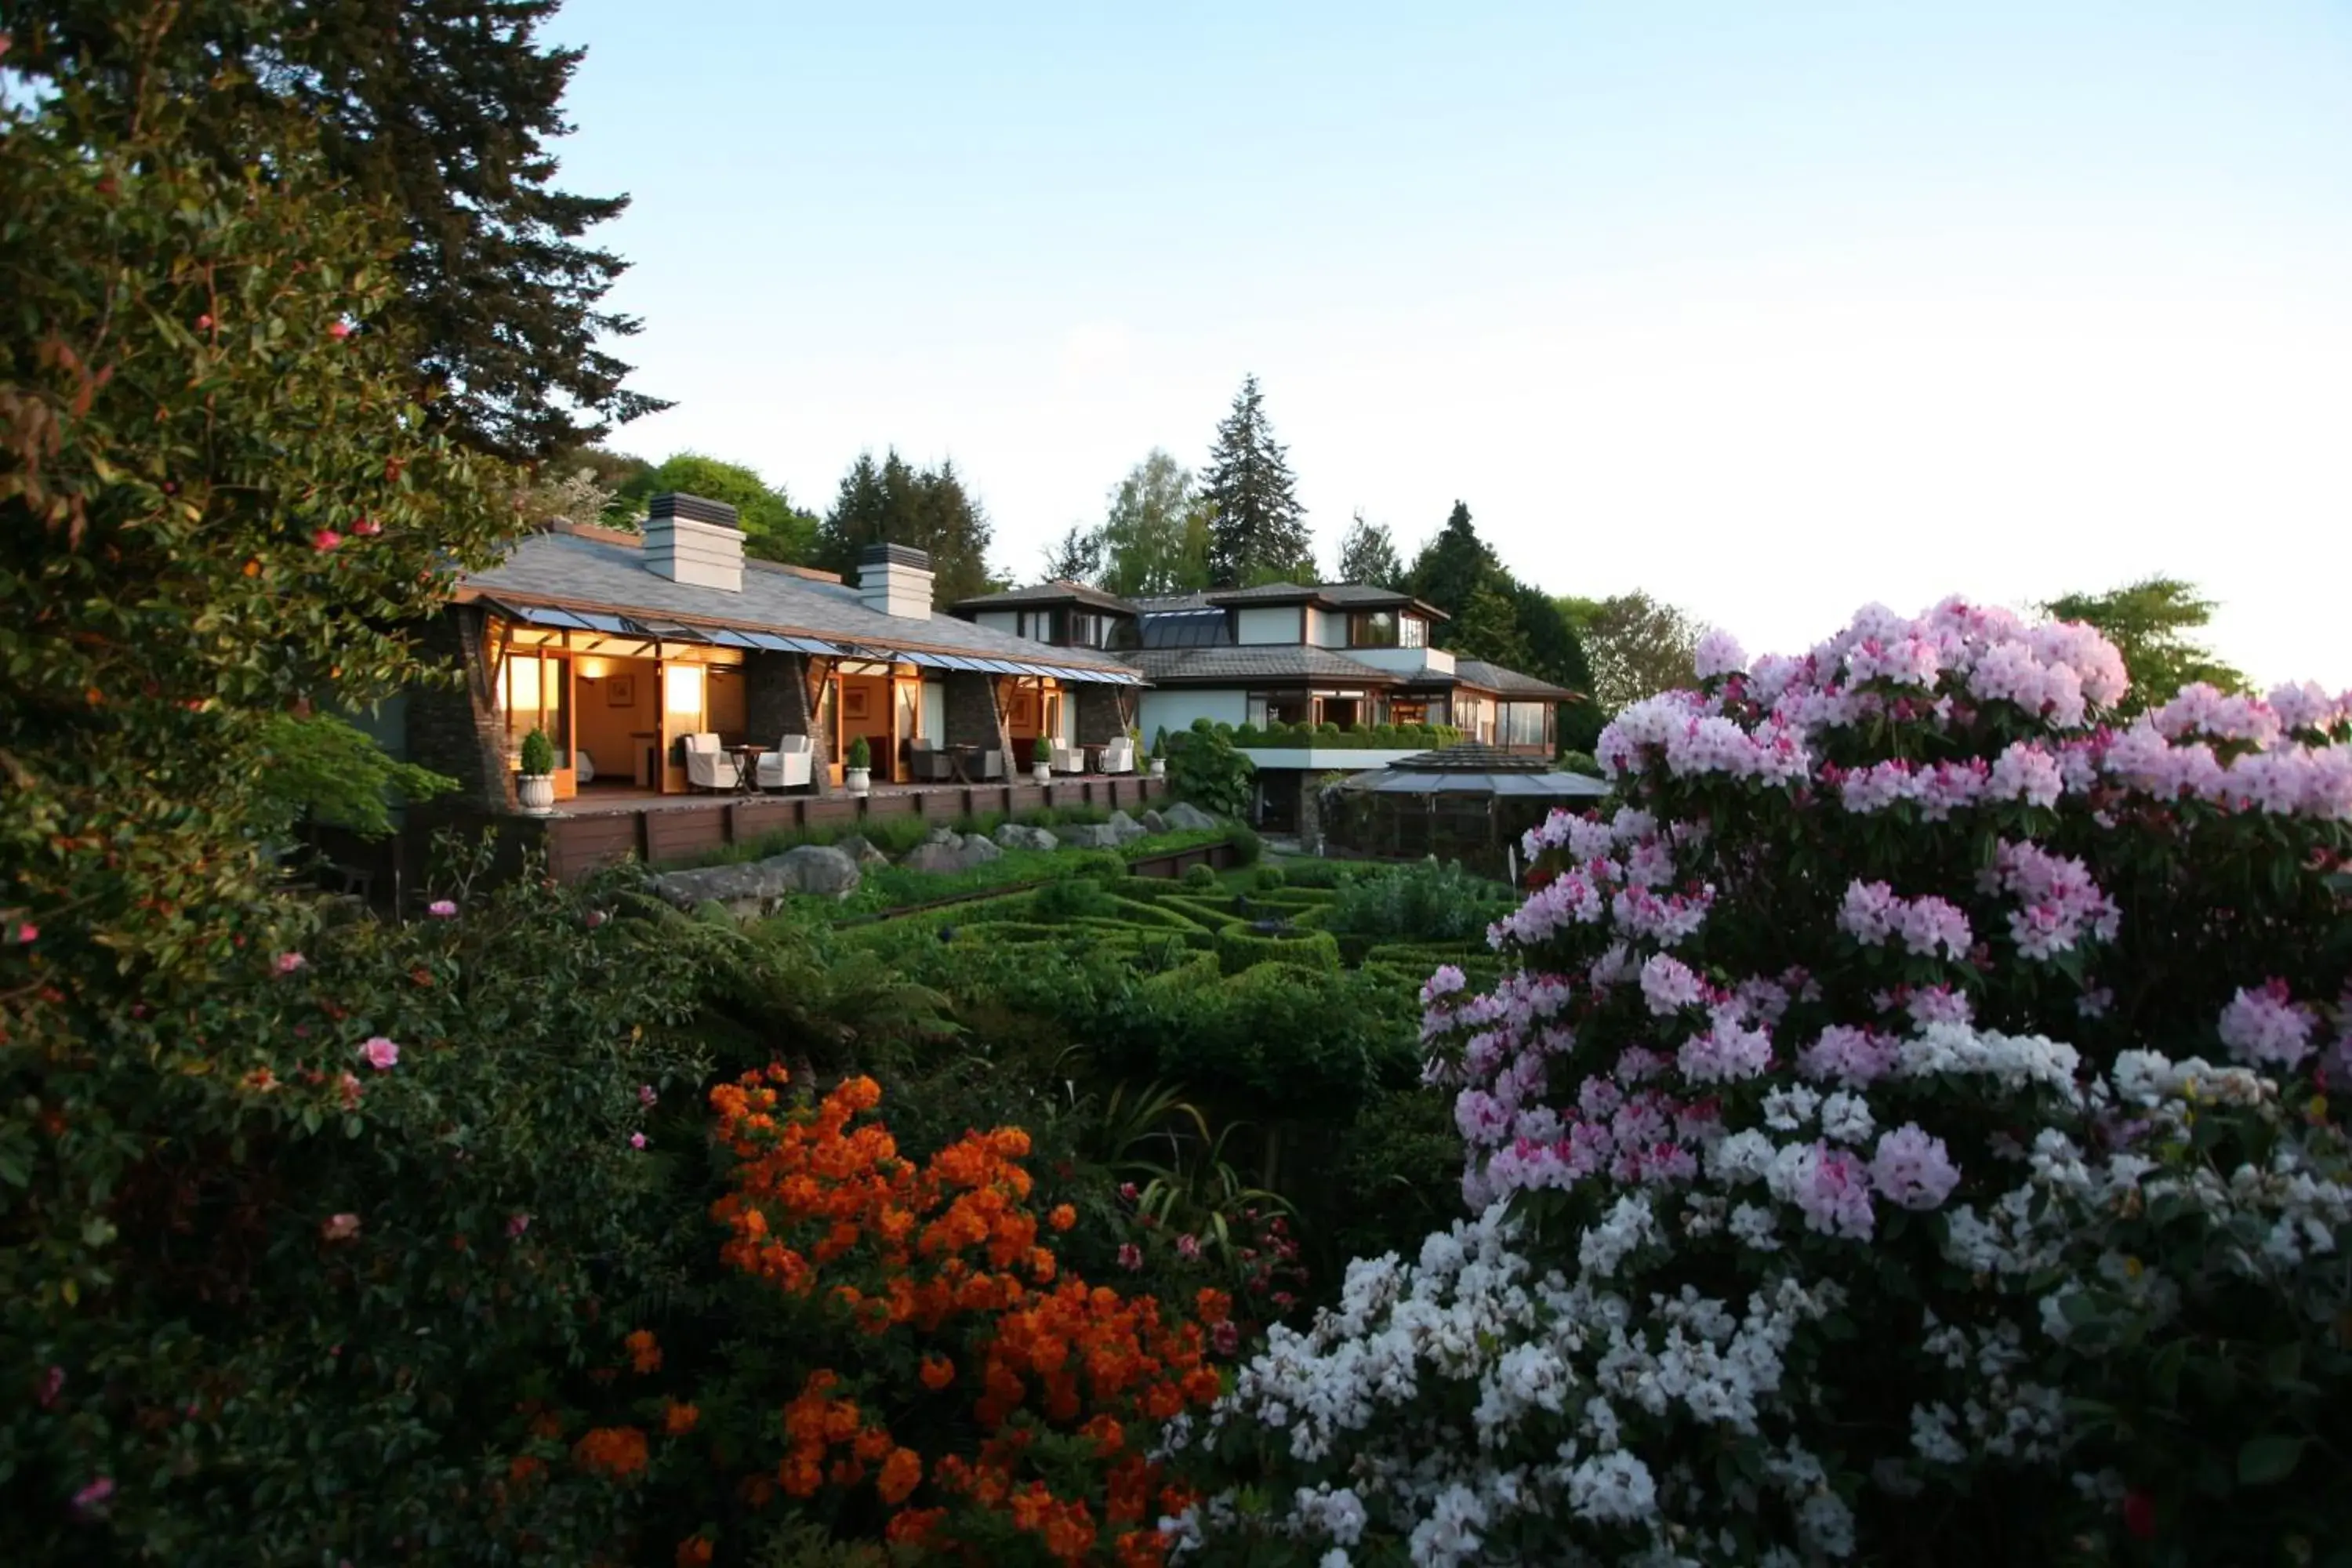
682, 731, 739, 791
978, 749, 1006, 780
908, 737, 955, 782
1050, 741, 1083, 774
1100, 737, 1135, 775
756, 734, 815, 791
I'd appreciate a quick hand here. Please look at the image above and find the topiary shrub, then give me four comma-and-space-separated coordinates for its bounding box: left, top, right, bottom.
1324, 858, 1514, 943
1181, 861, 1218, 891
1254, 866, 1287, 892
844, 733, 871, 771
1225, 822, 1263, 866
1557, 747, 1603, 776
1211, 920, 1341, 976
518, 726, 556, 777
1184, 602, 2352, 1565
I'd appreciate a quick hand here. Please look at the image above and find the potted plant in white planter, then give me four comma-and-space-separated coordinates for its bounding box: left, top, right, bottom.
517, 728, 557, 813
1031, 747, 1053, 786
844, 734, 873, 798
1149, 726, 1168, 779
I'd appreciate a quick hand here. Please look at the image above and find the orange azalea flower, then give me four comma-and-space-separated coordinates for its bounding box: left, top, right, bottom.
919, 1353, 955, 1389
1047, 1202, 1078, 1231
661, 1400, 699, 1437
622, 1328, 662, 1374
877, 1445, 923, 1504
572, 1425, 648, 1480
674, 1537, 714, 1568
884, 1507, 946, 1547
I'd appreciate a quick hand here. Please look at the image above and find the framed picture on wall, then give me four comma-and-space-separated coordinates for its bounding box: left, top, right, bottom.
843, 687, 870, 721
605, 674, 634, 706
1008, 691, 1036, 730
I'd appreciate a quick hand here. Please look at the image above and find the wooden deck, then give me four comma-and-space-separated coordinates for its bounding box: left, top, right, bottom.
531, 773, 1172, 882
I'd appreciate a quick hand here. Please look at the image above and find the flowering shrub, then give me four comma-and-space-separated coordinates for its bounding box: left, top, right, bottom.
1178, 600, 2352, 1564
699, 1069, 1233, 1564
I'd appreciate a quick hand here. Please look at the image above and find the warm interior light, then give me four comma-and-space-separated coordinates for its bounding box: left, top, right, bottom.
664, 663, 705, 718
576, 656, 611, 681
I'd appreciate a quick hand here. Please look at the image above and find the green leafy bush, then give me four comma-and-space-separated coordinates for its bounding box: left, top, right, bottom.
844, 733, 871, 771
1254, 866, 1288, 892
1212, 920, 1341, 976
1225, 822, 1263, 865
249, 712, 457, 843
1168, 717, 1255, 818
1558, 748, 1604, 776
518, 727, 556, 777
1325, 858, 1515, 942
1181, 862, 1218, 890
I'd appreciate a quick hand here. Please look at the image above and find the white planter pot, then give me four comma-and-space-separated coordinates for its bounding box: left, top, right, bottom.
1032, 764, 1053, 786
517, 774, 556, 813
1149, 760, 1166, 779
845, 767, 871, 797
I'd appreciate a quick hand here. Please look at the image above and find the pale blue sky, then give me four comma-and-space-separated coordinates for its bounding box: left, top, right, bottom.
548, 2, 2352, 687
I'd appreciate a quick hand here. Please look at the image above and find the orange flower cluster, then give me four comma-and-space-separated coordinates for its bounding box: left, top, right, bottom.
623, 1328, 662, 1374
706, 1067, 1230, 1566
572, 1425, 648, 1480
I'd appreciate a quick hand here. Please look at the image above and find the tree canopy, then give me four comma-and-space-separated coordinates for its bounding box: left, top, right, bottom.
1098, 449, 1214, 598
1334, 510, 1406, 591
815, 450, 998, 607
3, 0, 662, 463
1201, 376, 1312, 587
613, 452, 820, 564
1407, 502, 1496, 622
2042, 577, 2246, 714
1562, 591, 1706, 712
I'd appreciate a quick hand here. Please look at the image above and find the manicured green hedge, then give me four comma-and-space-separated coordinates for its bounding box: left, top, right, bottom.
1213, 920, 1341, 976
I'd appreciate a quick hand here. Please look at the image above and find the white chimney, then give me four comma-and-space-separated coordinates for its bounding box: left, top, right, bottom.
644, 492, 743, 592
856, 542, 934, 620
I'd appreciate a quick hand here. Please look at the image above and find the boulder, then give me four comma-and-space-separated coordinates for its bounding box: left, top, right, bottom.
898, 840, 970, 875
924, 825, 962, 846
1054, 823, 1124, 850
644, 843, 861, 917
993, 822, 1061, 852
1162, 800, 1219, 832
960, 833, 1003, 863
1104, 810, 1149, 844
834, 834, 892, 871
1140, 809, 1169, 835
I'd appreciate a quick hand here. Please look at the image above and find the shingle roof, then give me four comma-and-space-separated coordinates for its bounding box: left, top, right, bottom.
1454, 659, 1579, 700
460, 530, 1134, 678
1388, 740, 1555, 772
1198, 581, 1438, 615
953, 579, 1137, 615
1123, 645, 1405, 686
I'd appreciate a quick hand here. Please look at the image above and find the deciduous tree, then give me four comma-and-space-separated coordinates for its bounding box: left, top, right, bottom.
613, 452, 819, 564
1334, 510, 1406, 590
2042, 576, 2245, 714
1566, 590, 1706, 711
1098, 449, 1213, 598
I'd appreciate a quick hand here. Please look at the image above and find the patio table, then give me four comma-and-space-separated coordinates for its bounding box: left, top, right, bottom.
729, 743, 764, 797
944, 744, 981, 784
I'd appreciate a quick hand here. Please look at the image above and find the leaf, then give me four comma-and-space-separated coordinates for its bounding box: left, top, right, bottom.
2237, 1433, 2305, 1486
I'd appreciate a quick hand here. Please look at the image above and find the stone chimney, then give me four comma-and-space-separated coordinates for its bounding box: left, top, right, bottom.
856, 541, 934, 620
644, 492, 743, 592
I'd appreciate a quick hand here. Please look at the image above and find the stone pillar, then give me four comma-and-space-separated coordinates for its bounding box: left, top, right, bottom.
945, 670, 1014, 768
1298, 771, 1326, 851
405, 606, 512, 812
1073, 684, 1125, 747
745, 650, 806, 742
801, 658, 836, 797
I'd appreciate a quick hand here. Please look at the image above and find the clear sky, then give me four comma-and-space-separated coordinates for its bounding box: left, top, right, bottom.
546, 1, 2352, 688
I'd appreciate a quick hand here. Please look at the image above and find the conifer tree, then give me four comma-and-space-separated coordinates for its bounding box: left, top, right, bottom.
815, 448, 997, 607
1334, 510, 1406, 590
1408, 500, 1497, 622
1200, 376, 1312, 586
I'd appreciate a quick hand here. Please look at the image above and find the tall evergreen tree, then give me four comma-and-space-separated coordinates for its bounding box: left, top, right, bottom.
1450, 580, 1534, 671
1408, 501, 1502, 622
1334, 510, 1406, 590
815, 448, 997, 608
1200, 375, 1312, 586
5, 0, 664, 462
1098, 449, 1214, 598
1042, 524, 1105, 584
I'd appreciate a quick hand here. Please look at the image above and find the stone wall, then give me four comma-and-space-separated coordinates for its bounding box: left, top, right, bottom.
1073, 683, 1127, 747
405, 607, 511, 813
743, 650, 807, 744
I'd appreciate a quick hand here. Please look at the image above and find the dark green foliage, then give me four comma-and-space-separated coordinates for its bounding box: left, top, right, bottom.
1334, 509, 1406, 590
845, 734, 872, 771
1169, 719, 1255, 818
1559, 750, 1604, 777
1327, 860, 1517, 943
518, 727, 557, 776
1031, 873, 1119, 923
1182, 862, 1219, 891
1213, 922, 1341, 975
612, 451, 820, 564
1254, 866, 1288, 892
1200, 375, 1312, 587
249, 712, 457, 842
5, 0, 660, 462
815, 448, 997, 608
1406, 501, 1491, 622
1324, 1083, 1468, 1265
1451, 579, 1534, 669
1225, 822, 1264, 865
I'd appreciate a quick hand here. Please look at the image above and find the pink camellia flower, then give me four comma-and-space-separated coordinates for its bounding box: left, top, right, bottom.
38, 1366, 64, 1409
630, 1132, 648, 1150
337, 1071, 363, 1108
426, 899, 458, 919
1117, 1181, 1138, 1202
71, 1477, 114, 1513
321, 1213, 361, 1242
328, 320, 352, 340
350, 517, 382, 538
1175, 1233, 1201, 1261
195, 313, 212, 330
1116, 1243, 1143, 1272
1210, 1320, 1240, 1356
637, 1084, 657, 1106
274, 951, 305, 975
358, 1036, 399, 1072
310, 528, 343, 552
506, 1213, 531, 1238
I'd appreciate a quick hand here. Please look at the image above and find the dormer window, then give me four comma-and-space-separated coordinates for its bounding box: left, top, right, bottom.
1348, 611, 1399, 648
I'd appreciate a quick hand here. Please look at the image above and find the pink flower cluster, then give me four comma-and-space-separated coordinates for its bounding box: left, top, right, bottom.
1797, 1025, 1901, 1086
2152, 683, 2282, 749
1867, 1124, 1962, 1210
2216, 979, 2316, 1069
1979, 840, 2119, 961
1836, 880, 1973, 960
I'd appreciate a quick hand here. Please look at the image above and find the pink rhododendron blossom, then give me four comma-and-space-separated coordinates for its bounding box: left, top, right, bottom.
1798, 1025, 1900, 1087
13, 921, 35, 944
1869, 1125, 1962, 1210
1987, 741, 2064, 808
1693, 628, 1747, 679
638, 1083, 658, 1106
2152, 683, 2281, 749
358, 1036, 398, 1072
2216, 980, 2316, 1069
1638, 953, 1708, 1016
72, 1477, 115, 1513
2268, 681, 2347, 735
1676, 1021, 1773, 1084
426, 899, 458, 918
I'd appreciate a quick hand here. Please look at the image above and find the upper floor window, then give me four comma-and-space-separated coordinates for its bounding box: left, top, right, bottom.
1400, 615, 1426, 649
1066, 612, 1105, 648
1348, 611, 1399, 648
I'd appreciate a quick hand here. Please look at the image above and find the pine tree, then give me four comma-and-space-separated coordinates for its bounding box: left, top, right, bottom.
1042, 524, 1105, 584
5, 1, 664, 463
1200, 376, 1312, 587
1334, 510, 1406, 590
815, 448, 997, 608
1408, 501, 1497, 622
1450, 580, 1534, 671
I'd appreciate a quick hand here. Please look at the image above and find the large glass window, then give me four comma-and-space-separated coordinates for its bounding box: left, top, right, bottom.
1400, 615, 1426, 649
1502, 702, 1550, 747
1066, 612, 1103, 648
1246, 691, 1312, 729
1349, 611, 1399, 648
500, 652, 570, 754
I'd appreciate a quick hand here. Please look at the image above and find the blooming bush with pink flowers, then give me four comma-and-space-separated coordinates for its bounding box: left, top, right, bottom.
1175, 600, 2352, 1566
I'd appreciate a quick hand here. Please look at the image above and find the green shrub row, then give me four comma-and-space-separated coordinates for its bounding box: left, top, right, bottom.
1226, 721, 1465, 750
1213, 921, 1342, 976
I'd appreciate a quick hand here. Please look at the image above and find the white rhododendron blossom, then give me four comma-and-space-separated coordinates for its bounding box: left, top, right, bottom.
1181, 601, 2352, 1566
